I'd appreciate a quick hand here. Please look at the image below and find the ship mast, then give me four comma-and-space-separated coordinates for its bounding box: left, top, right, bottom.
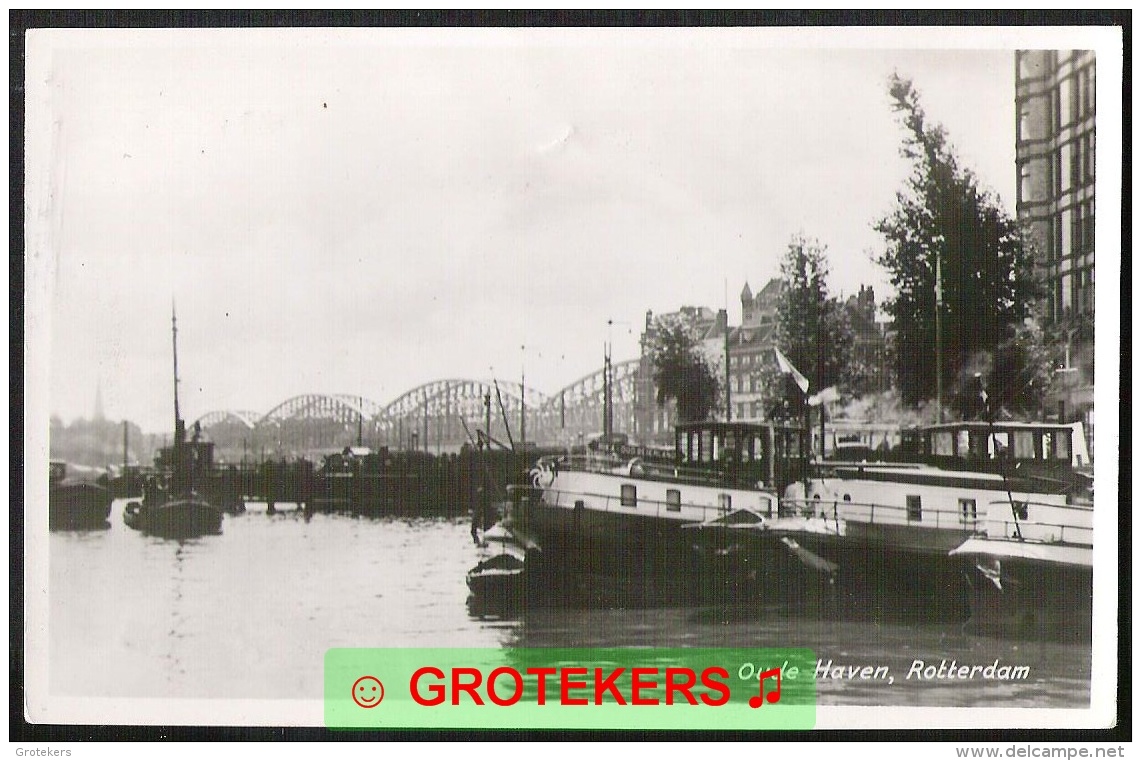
172, 302, 184, 443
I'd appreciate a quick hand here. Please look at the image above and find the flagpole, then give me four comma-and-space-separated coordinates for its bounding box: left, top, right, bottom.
935, 253, 943, 424
774, 346, 812, 497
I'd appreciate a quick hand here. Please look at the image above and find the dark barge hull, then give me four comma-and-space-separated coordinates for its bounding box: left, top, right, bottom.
507, 501, 701, 605
508, 499, 820, 608
124, 496, 223, 539
766, 522, 975, 623
953, 542, 1093, 642
309, 473, 425, 514
49, 482, 113, 531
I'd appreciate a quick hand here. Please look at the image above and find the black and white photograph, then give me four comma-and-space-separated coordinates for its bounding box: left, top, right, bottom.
20, 18, 1123, 735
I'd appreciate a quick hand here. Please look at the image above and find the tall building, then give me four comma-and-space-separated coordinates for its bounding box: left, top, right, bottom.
728, 278, 784, 421
635, 278, 892, 437
1014, 50, 1095, 434
844, 285, 891, 397
730, 279, 890, 421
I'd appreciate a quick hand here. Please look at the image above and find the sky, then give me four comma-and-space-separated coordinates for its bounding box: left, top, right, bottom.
23, 26, 1095, 434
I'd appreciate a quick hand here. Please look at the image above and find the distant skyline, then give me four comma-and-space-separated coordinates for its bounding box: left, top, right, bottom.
23, 26, 1111, 433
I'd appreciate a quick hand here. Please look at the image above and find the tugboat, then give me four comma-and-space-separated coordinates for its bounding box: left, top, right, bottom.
123, 307, 223, 540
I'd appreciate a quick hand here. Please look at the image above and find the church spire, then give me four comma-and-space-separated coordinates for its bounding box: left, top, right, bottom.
93, 379, 106, 422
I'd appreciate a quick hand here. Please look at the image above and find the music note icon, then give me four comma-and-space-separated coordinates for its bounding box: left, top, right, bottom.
748, 667, 781, 708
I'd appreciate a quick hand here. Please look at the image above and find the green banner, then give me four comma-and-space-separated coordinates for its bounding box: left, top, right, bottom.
325, 647, 816, 730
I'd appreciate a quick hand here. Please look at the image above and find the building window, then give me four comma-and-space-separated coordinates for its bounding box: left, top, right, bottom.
1018, 105, 1032, 143
1059, 143, 1072, 193
666, 488, 681, 513
1072, 203, 1083, 254
1088, 64, 1096, 115
1072, 69, 1083, 119
906, 495, 922, 521
621, 484, 637, 507
1060, 208, 1072, 257
1071, 139, 1082, 187
1083, 200, 1095, 251
1054, 216, 1063, 263
1059, 75, 1074, 127
1052, 150, 1062, 197
1018, 51, 1042, 79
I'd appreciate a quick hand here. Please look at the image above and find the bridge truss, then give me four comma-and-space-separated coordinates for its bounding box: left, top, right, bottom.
194, 359, 658, 459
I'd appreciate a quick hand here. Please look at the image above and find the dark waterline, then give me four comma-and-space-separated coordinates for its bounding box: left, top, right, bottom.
48, 503, 1090, 707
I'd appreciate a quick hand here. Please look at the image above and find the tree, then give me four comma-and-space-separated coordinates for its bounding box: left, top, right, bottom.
647, 315, 721, 423
951, 319, 1056, 421
769, 234, 854, 419
874, 74, 1041, 410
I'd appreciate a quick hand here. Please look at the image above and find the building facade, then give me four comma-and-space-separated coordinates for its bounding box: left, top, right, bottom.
844, 284, 891, 398
1014, 50, 1095, 437
728, 278, 784, 422
635, 305, 728, 441
635, 278, 893, 439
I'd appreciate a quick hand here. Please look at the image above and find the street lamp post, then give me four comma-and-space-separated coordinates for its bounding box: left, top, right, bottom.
520, 345, 526, 449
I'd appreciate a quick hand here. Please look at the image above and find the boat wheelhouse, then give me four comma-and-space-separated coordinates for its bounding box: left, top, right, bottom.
897, 420, 1090, 477
781, 421, 1090, 547
761, 419, 1093, 622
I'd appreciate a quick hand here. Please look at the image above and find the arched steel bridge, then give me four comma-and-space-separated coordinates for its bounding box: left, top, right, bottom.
192, 359, 668, 459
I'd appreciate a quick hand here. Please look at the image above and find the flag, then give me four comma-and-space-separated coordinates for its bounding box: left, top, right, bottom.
773, 347, 810, 395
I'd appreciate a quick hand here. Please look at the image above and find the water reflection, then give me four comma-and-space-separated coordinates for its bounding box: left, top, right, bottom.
47, 504, 1089, 708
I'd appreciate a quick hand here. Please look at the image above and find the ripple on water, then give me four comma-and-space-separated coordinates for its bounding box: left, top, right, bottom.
48, 507, 1091, 706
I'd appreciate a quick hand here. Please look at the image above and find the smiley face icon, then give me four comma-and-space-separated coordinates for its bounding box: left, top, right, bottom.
352, 675, 384, 708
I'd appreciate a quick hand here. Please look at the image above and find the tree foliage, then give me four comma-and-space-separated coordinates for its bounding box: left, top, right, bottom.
951, 320, 1056, 421
648, 316, 721, 423
874, 74, 1041, 410
769, 234, 854, 419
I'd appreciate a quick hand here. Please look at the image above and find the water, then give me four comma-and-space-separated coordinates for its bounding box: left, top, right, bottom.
48, 500, 1091, 707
